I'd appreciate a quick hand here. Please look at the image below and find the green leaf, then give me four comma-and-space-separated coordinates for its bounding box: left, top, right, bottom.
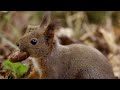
2, 60, 29, 78
2, 60, 14, 70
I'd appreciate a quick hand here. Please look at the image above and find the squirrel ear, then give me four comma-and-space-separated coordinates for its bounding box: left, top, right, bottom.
44, 19, 61, 45
44, 19, 61, 36
40, 11, 51, 29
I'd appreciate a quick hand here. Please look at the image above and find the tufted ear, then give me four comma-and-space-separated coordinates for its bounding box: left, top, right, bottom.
44, 19, 61, 45
40, 11, 51, 29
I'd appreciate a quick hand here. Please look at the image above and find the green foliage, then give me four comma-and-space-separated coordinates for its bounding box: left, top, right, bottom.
111, 12, 120, 27
86, 11, 107, 25
2, 60, 29, 78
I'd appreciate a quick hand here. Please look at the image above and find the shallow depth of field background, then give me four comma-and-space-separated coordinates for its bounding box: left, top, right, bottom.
0, 11, 120, 78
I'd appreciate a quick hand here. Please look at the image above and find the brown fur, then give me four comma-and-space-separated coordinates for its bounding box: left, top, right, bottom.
17, 12, 115, 79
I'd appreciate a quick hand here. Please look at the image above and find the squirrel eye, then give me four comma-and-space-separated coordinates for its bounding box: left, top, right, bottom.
30, 38, 38, 45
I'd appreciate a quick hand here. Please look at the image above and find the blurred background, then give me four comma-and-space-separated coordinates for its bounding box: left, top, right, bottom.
0, 11, 120, 78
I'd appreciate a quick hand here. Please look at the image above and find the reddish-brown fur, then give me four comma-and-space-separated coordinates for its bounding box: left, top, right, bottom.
17, 12, 115, 79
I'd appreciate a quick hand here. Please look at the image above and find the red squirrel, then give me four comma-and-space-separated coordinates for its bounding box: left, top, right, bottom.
16, 11, 115, 79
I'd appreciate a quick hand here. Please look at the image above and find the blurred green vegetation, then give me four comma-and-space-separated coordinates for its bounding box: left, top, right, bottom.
2, 60, 29, 78
86, 11, 108, 24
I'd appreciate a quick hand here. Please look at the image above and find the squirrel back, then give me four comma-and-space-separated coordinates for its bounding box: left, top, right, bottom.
16, 11, 115, 79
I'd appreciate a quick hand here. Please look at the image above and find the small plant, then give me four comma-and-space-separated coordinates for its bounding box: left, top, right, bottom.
2, 60, 29, 78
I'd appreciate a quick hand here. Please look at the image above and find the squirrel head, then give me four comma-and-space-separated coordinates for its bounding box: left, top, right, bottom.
16, 11, 60, 58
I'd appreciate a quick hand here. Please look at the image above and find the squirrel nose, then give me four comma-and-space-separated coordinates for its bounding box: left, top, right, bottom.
16, 41, 25, 52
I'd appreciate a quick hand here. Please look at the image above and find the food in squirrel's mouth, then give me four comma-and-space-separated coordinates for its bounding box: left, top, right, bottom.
8, 51, 29, 62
